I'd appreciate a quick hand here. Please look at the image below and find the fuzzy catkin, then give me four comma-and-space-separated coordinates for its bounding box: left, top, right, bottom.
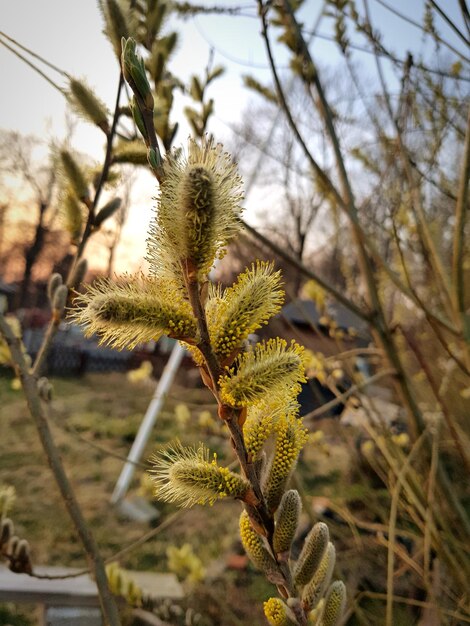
273, 489, 301, 556
239, 511, 279, 578
294, 522, 329, 588
301, 543, 336, 612
320, 581, 346, 626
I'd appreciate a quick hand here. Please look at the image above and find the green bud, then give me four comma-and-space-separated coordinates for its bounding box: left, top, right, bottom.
147, 147, 162, 172
47, 273, 63, 303
273, 489, 301, 557
301, 543, 336, 612
95, 197, 122, 228
121, 38, 154, 111
129, 96, 148, 142
294, 522, 329, 588
59, 150, 89, 201
53, 285, 68, 315
321, 581, 346, 626
71, 258, 88, 288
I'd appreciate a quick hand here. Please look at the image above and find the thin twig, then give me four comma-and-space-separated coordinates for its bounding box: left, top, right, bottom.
452, 106, 470, 317
0, 36, 65, 93
372, 0, 470, 61
0, 314, 120, 626
0, 30, 70, 76
33, 72, 124, 378
302, 368, 396, 424
241, 218, 369, 321
428, 0, 470, 46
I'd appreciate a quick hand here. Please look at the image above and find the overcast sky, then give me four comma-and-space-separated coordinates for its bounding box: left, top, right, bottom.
1, 1, 468, 273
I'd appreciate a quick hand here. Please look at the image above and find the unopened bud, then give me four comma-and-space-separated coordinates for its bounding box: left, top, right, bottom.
71, 258, 88, 288
301, 543, 336, 611
95, 197, 122, 228
59, 150, 89, 201
47, 273, 63, 303
53, 285, 68, 315
129, 96, 147, 141
0, 518, 13, 547
15, 538, 30, 561
273, 489, 301, 558
121, 38, 154, 111
294, 522, 329, 588
37, 377, 53, 402
239, 511, 282, 583
321, 580, 346, 626
147, 147, 161, 171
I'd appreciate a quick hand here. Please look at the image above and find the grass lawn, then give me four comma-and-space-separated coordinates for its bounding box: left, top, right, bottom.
0, 371, 283, 625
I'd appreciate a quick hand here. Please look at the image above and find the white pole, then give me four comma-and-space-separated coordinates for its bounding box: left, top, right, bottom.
110, 342, 186, 504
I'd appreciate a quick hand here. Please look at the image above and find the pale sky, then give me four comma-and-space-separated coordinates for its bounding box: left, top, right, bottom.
1, 1, 468, 274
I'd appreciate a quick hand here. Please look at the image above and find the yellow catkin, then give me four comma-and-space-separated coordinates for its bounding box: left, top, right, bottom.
263, 597, 294, 626
294, 522, 329, 588
219, 338, 306, 408
302, 543, 336, 612
151, 444, 250, 508
264, 413, 308, 512
273, 489, 301, 556
239, 511, 278, 577
320, 581, 346, 626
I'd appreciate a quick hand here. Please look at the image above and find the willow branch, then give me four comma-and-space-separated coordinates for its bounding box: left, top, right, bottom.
0, 315, 121, 626
240, 218, 369, 321
428, 0, 470, 46
362, 0, 455, 318
33, 72, 124, 377
373, 0, 470, 61
0, 35, 65, 93
452, 106, 470, 317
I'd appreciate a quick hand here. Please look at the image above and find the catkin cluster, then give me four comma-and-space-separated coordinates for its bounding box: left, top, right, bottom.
71, 36, 347, 626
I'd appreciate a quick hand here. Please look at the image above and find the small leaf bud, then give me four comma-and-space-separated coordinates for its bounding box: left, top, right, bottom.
94, 197, 122, 228
47, 273, 63, 303
53, 285, 68, 316
147, 147, 162, 172
121, 38, 154, 111
129, 96, 147, 141
294, 522, 329, 588
321, 581, 346, 626
71, 258, 88, 288
273, 489, 301, 558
